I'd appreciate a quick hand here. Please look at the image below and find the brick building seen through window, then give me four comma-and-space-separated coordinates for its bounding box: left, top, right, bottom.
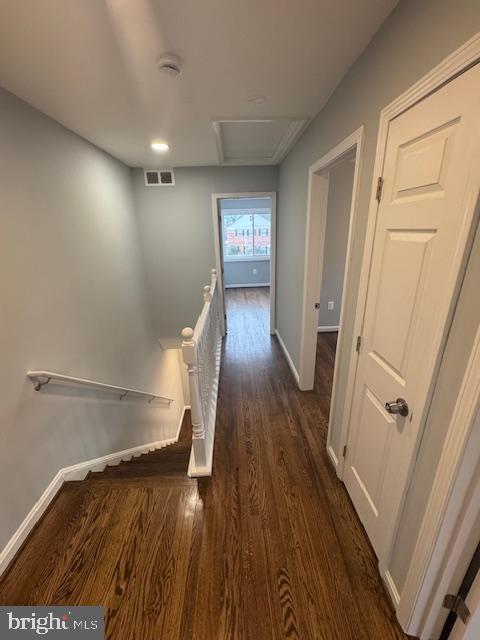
223, 212, 271, 258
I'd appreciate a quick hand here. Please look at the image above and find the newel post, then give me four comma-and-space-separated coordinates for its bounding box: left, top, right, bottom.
181, 327, 207, 468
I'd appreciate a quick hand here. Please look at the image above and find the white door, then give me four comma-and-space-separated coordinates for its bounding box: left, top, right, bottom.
343, 63, 480, 561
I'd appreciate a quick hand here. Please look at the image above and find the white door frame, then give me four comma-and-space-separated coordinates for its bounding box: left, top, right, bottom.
332, 32, 480, 636
298, 127, 365, 478
211, 191, 277, 335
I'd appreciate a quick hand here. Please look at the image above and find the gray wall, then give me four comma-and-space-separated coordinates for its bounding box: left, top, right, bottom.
318, 157, 355, 327
0, 87, 185, 553
132, 166, 278, 336
275, 0, 480, 601
224, 260, 270, 287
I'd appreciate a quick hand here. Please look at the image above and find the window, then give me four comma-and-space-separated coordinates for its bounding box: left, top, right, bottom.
222, 210, 271, 259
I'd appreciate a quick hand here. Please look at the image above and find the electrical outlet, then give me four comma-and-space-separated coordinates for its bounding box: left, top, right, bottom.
328, 301, 335, 310
253, 268, 257, 275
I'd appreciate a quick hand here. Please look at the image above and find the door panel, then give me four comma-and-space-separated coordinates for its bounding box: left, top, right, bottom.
369, 229, 436, 378
348, 385, 395, 517
343, 63, 480, 561
393, 118, 459, 200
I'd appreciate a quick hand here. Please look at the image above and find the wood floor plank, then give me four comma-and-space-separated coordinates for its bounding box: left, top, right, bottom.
0, 287, 413, 639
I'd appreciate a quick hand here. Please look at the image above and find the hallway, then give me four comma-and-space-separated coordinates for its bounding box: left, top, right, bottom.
0, 287, 409, 639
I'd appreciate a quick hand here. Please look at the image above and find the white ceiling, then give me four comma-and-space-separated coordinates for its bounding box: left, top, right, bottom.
0, 0, 398, 168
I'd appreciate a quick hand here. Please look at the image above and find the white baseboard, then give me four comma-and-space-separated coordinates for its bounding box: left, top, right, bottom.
0, 406, 190, 577
383, 569, 401, 608
224, 283, 270, 288
327, 444, 339, 471
174, 405, 189, 441
62, 436, 178, 481
317, 325, 339, 333
0, 470, 66, 579
275, 330, 300, 386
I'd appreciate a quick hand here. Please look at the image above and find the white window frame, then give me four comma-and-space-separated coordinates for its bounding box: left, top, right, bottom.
212, 193, 277, 335
220, 207, 272, 262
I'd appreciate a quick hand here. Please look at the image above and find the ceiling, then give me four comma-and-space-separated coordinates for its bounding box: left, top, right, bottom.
0, 0, 398, 168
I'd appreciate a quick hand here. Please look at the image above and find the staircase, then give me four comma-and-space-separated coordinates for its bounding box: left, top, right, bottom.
83, 411, 194, 488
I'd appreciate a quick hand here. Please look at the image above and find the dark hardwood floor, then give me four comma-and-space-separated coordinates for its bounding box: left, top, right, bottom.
0, 286, 411, 639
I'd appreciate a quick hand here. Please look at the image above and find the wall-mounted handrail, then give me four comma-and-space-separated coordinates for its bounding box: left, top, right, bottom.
27, 370, 174, 404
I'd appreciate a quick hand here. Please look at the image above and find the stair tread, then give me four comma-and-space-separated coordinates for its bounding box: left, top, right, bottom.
80, 476, 195, 489
89, 462, 189, 476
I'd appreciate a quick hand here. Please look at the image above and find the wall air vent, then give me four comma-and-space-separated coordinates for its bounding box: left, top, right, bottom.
143, 169, 175, 186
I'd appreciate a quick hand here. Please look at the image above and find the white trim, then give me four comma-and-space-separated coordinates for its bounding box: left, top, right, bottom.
62, 436, 177, 481
174, 404, 188, 442
335, 31, 480, 634
417, 413, 480, 640
298, 126, 364, 484
327, 445, 339, 470
384, 570, 401, 608
220, 207, 270, 215
212, 192, 277, 335
0, 406, 190, 577
275, 329, 300, 385
396, 324, 480, 637
212, 118, 308, 165
188, 393, 218, 478
223, 256, 270, 263
188, 447, 214, 477
0, 471, 66, 579
269, 192, 277, 335
221, 205, 272, 263
317, 325, 339, 333
225, 283, 270, 289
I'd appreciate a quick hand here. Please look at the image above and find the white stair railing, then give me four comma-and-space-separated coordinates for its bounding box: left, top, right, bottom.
181, 269, 223, 477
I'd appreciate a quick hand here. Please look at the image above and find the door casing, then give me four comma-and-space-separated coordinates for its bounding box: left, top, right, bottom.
211, 191, 277, 335
298, 127, 365, 479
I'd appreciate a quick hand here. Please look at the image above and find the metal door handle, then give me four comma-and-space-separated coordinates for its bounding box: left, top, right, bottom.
385, 398, 409, 417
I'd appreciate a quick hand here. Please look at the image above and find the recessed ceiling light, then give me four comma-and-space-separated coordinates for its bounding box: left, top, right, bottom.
151, 141, 170, 153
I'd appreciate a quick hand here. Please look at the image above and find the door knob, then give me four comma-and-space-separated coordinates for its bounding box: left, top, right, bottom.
385, 398, 409, 417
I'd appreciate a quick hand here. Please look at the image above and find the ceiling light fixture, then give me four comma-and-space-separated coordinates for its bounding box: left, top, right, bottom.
151, 141, 170, 153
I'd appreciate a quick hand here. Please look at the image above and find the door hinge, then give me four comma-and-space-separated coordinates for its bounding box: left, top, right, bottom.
443, 594, 471, 625
356, 335, 362, 352
376, 176, 384, 202
343, 445, 347, 458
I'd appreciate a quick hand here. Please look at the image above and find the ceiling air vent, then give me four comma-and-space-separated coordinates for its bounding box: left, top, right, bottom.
144, 169, 175, 186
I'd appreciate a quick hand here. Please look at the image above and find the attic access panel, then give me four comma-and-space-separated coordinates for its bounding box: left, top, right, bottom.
213, 118, 307, 165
